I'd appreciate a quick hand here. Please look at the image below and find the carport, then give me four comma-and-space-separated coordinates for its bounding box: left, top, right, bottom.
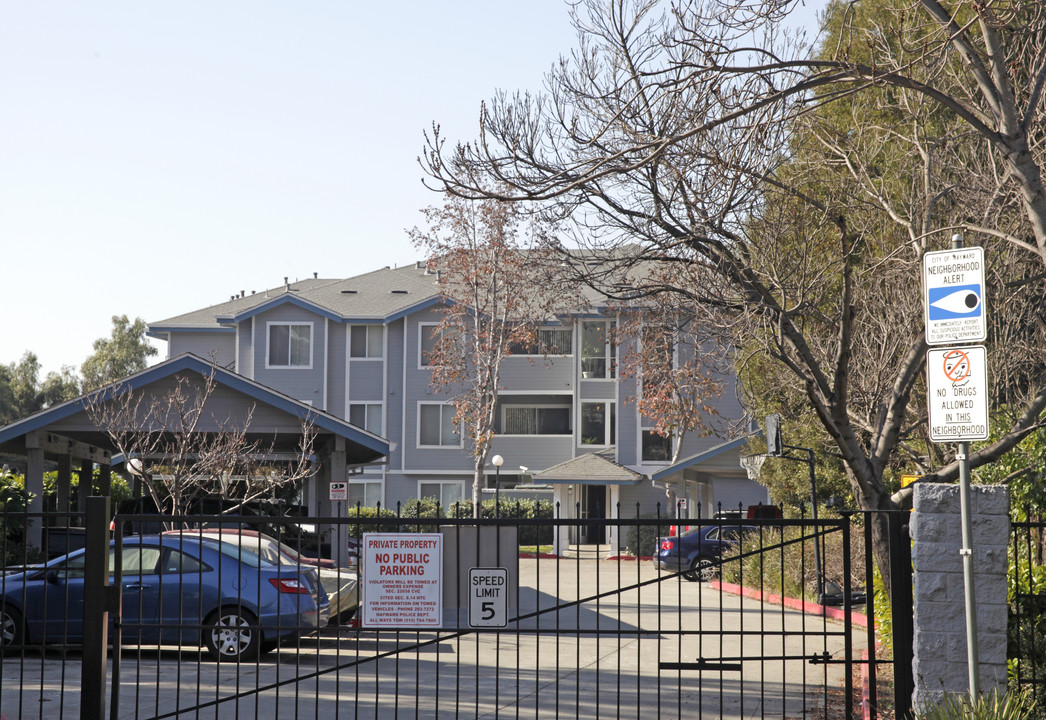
0, 353, 389, 561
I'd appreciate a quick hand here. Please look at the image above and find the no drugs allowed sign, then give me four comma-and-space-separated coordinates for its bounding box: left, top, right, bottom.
926, 346, 989, 442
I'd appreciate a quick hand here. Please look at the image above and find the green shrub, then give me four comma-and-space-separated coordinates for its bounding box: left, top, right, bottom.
915, 689, 1035, 720
624, 514, 675, 557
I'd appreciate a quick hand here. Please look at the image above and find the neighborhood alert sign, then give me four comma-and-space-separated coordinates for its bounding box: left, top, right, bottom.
923, 247, 987, 345
361, 533, 443, 627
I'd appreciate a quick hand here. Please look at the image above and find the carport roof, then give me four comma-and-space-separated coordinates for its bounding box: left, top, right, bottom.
0, 353, 389, 465
648, 436, 753, 482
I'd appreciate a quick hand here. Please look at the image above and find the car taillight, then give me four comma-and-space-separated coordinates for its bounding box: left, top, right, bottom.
269, 577, 310, 594
660, 540, 675, 551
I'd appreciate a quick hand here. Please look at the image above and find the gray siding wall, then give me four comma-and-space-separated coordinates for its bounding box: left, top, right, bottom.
326, 323, 348, 418
385, 319, 406, 472
250, 306, 328, 410
168, 332, 235, 368
499, 356, 574, 392
238, 318, 254, 377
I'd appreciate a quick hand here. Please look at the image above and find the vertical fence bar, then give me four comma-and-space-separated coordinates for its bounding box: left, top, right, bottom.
889, 511, 914, 720
863, 514, 877, 717
82, 495, 111, 720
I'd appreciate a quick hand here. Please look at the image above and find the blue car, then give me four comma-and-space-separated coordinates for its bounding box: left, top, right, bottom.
0, 534, 328, 661
655, 524, 757, 582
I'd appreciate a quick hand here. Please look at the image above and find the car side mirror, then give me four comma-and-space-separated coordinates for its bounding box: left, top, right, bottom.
46, 569, 59, 584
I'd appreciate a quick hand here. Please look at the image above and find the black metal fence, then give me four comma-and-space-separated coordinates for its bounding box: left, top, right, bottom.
0, 500, 912, 720
1010, 515, 1046, 701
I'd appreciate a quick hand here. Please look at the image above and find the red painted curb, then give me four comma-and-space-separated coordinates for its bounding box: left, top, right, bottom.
710, 580, 869, 627
603, 555, 653, 561
518, 552, 561, 559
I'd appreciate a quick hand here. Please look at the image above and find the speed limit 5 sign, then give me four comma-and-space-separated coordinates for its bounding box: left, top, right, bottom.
468, 567, 508, 628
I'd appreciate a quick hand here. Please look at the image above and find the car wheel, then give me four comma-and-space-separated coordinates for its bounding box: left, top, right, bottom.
683, 557, 717, 583
203, 608, 260, 662
0, 607, 22, 649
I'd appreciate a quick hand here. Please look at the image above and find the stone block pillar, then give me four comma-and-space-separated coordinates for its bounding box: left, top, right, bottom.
910, 483, 1009, 710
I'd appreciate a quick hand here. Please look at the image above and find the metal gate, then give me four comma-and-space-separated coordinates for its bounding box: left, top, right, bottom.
1, 502, 914, 719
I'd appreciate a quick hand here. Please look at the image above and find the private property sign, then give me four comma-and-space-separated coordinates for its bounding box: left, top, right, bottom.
927, 346, 989, 442
361, 533, 443, 627
923, 247, 987, 345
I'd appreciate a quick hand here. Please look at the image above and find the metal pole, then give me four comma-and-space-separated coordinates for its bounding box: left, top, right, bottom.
495, 464, 501, 519
806, 449, 824, 602
958, 441, 980, 697
950, 233, 980, 698
82, 496, 111, 720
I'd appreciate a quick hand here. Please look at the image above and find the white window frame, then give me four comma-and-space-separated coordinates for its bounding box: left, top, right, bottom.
417, 480, 465, 506
417, 402, 462, 448
640, 415, 673, 463
265, 321, 314, 369
508, 325, 574, 357
349, 402, 384, 436
347, 476, 384, 508
580, 320, 615, 379
349, 325, 384, 359
419, 322, 463, 368
579, 401, 616, 447
500, 403, 572, 436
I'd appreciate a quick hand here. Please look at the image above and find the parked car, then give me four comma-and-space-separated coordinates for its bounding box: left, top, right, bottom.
0, 534, 328, 661
167, 529, 358, 623
655, 524, 757, 582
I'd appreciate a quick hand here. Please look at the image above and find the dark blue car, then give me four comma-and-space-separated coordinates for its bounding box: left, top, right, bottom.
0, 534, 328, 661
655, 524, 756, 582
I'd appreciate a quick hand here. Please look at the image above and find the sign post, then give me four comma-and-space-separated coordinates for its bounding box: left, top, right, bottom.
923, 234, 986, 698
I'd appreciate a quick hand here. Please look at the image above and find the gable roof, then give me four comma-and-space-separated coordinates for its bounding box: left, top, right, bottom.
148, 265, 442, 335
533, 450, 645, 485
0, 353, 389, 463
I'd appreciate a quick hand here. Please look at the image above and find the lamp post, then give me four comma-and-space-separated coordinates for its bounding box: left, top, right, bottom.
491, 454, 504, 518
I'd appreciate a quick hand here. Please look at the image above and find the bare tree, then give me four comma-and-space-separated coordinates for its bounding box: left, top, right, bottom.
85, 368, 317, 524
410, 192, 570, 515
423, 0, 1046, 596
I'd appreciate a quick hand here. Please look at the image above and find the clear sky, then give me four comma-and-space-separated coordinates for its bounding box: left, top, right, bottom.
1, 1, 824, 377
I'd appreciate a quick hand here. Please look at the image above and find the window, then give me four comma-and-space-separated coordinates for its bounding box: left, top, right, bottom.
420, 323, 462, 367
502, 406, 571, 435
508, 326, 573, 356
267, 322, 312, 368
350, 325, 384, 358
349, 479, 383, 508
349, 403, 383, 435
641, 429, 673, 462
580, 402, 616, 446
419, 403, 460, 447
581, 321, 615, 379
418, 480, 464, 506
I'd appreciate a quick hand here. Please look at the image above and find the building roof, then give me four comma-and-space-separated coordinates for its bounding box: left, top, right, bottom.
533, 450, 646, 486
148, 264, 443, 335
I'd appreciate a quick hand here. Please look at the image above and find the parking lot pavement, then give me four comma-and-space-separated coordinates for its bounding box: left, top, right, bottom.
1, 557, 867, 719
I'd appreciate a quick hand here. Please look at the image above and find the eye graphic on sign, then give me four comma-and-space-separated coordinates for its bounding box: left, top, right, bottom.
928, 286, 981, 319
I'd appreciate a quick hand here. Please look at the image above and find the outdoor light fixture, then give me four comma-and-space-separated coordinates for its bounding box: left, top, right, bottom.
491, 454, 504, 517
